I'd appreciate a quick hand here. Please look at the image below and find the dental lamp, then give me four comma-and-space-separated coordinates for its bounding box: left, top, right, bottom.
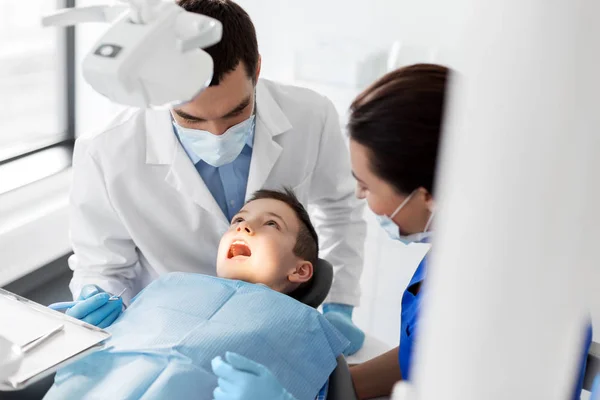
42, 0, 222, 108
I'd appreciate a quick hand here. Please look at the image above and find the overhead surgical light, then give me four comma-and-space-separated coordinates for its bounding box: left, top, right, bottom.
42, 0, 222, 108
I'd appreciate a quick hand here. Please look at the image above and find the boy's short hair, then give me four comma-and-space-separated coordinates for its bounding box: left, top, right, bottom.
177, 0, 259, 86
246, 188, 319, 267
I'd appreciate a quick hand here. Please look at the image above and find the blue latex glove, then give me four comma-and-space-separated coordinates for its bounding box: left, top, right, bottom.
211, 352, 297, 400
322, 303, 365, 356
591, 376, 600, 400
65, 285, 123, 329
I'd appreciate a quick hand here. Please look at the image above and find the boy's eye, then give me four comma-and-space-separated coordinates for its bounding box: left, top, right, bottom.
231, 217, 244, 225
265, 220, 280, 229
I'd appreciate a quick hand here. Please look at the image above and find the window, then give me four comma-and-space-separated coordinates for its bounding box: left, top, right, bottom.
0, 0, 75, 193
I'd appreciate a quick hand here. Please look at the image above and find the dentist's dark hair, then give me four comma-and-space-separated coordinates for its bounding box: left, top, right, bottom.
348, 63, 449, 195
177, 0, 259, 86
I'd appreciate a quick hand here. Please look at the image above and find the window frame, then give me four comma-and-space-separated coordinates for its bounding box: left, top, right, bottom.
0, 0, 76, 194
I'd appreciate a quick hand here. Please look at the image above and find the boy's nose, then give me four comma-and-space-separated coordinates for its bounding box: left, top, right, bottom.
236, 222, 254, 235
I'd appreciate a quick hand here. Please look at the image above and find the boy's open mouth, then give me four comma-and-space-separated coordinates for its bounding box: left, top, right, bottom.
228, 240, 252, 259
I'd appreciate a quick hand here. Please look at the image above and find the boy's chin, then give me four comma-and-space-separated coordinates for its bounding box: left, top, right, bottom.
217, 263, 254, 281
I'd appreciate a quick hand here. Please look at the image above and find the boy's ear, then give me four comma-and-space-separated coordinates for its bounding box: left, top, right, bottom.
288, 261, 313, 284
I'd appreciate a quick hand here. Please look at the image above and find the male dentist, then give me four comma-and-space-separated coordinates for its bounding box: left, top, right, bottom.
65, 0, 366, 355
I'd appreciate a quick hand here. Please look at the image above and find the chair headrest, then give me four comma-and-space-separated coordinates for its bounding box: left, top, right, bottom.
290, 258, 333, 308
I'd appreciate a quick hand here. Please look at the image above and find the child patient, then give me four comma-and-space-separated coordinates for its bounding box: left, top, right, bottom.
216, 188, 317, 296
44, 189, 348, 400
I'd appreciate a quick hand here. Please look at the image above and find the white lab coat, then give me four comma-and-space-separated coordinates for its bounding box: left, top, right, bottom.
68, 79, 366, 306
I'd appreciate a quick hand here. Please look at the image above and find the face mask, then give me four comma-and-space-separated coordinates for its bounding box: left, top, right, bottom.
173, 115, 255, 167
375, 191, 434, 244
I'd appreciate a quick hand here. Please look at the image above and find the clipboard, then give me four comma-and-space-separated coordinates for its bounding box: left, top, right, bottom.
0, 288, 111, 391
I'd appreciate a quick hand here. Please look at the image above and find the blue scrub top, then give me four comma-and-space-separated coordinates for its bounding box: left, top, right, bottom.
398, 253, 427, 381
397, 252, 593, 400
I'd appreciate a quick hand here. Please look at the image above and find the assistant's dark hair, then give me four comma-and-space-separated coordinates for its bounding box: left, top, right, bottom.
177, 0, 259, 86
246, 188, 318, 267
348, 63, 449, 195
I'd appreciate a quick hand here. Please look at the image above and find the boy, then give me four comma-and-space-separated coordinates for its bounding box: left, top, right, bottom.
44, 189, 348, 400
216, 188, 317, 296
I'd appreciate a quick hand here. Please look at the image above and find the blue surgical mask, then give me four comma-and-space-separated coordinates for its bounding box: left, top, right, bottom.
173, 115, 255, 167
376, 191, 434, 244
376, 214, 404, 242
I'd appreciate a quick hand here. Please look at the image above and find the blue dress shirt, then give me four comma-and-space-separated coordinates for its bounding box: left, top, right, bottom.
173, 125, 255, 222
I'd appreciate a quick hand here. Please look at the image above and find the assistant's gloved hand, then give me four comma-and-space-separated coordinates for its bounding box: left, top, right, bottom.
66, 285, 123, 329
591, 376, 600, 400
322, 303, 365, 356
211, 352, 297, 400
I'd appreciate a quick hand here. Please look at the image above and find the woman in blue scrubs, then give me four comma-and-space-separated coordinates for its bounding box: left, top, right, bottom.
346, 63, 445, 398
346, 63, 591, 399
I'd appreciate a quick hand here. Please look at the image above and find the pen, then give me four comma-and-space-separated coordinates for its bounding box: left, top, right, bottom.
21, 324, 64, 353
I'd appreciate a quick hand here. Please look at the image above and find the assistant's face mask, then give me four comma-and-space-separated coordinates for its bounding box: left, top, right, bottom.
375, 191, 434, 244
173, 114, 255, 167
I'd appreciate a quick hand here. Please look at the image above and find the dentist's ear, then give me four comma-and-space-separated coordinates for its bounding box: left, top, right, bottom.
255, 55, 262, 81
288, 261, 313, 284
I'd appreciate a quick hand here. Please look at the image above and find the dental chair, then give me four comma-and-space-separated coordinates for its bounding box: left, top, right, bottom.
584, 340, 600, 392
292, 258, 359, 400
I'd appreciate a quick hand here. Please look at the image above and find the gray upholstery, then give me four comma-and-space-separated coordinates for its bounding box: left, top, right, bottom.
328, 356, 359, 400
288, 259, 359, 399
290, 258, 333, 308
584, 341, 600, 391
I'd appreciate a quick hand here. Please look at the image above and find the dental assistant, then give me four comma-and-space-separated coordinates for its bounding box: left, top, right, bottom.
63, 0, 366, 354
345, 64, 444, 398
347, 64, 591, 399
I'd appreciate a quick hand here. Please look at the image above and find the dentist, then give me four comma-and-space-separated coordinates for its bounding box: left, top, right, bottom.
64, 0, 366, 354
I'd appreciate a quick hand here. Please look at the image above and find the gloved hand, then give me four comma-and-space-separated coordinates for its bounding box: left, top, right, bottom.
591, 376, 600, 400
322, 303, 365, 356
211, 352, 297, 400
66, 285, 123, 329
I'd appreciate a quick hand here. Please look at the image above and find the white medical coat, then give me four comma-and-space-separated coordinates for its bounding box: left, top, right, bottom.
68, 79, 366, 306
